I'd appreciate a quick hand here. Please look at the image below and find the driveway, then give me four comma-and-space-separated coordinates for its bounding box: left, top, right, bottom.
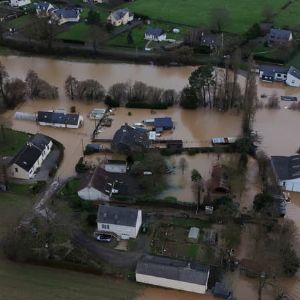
73, 232, 143, 269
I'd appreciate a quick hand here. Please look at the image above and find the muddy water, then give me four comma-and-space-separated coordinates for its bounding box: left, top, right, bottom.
1, 55, 300, 299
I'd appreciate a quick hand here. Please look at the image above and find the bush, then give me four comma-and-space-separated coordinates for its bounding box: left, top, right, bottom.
30, 181, 46, 194
75, 157, 89, 173
104, 95, 120, 107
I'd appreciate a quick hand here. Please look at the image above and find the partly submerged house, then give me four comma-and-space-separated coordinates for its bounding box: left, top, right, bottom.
96, 205, 142, 239
37, 111, 83, 128
8, 134, 52, 180
52, 8, 80, 25
271, 155, 300, 192
10, 0, 31, 7
154, 117, 173, 131
144, 28, 166, 42
259, 65, 289, 82
112, 123, 150, 154
136, 255, 210, 294
35, 2, 56, 17
107, 8, 133, 26
209, 164, 230, 194
268, 28, 293, 46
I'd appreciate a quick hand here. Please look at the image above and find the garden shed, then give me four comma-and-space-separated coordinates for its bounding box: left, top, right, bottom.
188, 227, 200, 243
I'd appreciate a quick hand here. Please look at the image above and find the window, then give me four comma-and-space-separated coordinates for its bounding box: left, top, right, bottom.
277, 74, 281, 77
101, 224, 109, 230
15, 168, 18, 172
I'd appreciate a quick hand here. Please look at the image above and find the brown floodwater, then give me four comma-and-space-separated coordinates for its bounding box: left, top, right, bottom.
1, 55, 300, 299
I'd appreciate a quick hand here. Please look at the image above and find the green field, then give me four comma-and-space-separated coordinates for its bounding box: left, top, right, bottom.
57, 22, 91, 42
125, 0, 287, 33
0, 128, 28, 156
4, 14, 32, 30
288, 51, 300, 69
274, 1, 300, 29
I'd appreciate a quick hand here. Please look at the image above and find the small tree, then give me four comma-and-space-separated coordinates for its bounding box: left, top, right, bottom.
87, 9, 101, 26
4, 78, 27, 109
178, 157, 188, 175
127, 30, 134, 44
191, 169, 202, 211
209, 7, 230, 32
179, 86, 198, 109
65, 75, 78, 100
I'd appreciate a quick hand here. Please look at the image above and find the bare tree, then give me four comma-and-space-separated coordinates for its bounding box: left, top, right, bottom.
108, 82, 130, 106
191, 169, 203, 212
266, 92, 280, 109
65, 75, 78, 100
178, 157, 188, 175
0, 61, 8, 101
4, 78, 27, 109
209, 7, 230, 32
161, 89, 177, 106
77, 79, 105, 102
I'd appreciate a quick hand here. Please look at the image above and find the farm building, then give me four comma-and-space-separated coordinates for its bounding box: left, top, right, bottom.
112, 124, 150, 154
37, 111, 83, 128
136, 255, 210, 294
144, 28, 166, 42
8, 134, 52, 180
96, 205, 142, 239
271, 155, 300, 192
104, 160, 127, 174
107, 8, 133, 26
268, 28, 293, 46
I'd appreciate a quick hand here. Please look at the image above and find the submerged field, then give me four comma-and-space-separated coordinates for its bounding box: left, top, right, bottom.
125, 0, 287, 33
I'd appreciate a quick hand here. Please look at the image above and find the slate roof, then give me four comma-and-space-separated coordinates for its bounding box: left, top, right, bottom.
288, 66, 300, 80
145, 28, 164, 37
97, 205, 140, 227
112, 124, 150, 153
271, 155, 300, 180
37, 111, 80, 126
260, 64, 289, 75
269, 28, 292, 42
136, 255, 210, 285
111, 8, 129, 20
11, 134, 51, 172
53, 8, 79, 19
154, 117, 173, 129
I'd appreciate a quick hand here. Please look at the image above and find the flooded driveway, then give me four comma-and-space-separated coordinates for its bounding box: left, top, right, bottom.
1, 55, 300, 299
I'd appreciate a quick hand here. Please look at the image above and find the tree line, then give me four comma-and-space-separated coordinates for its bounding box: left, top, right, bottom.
0, 62, 58, 109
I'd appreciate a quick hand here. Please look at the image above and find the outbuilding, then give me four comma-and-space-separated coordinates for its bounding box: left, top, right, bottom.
37, 111, 83, 128
136, 255, 210, 294
144, 28, 166, 42
104, 160, 127, 174
154, 117, 173, 130
286, 66, 300, 87
188, 227, 200, 243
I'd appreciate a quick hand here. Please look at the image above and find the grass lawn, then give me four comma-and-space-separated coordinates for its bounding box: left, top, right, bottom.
274, 1, 300, 30
125, 0, 287, 33
0, 257, 141, 300
57, 22, 91, 42
4, 14, 33, 30
0, 128, 28, 156
288, 51, 300, 69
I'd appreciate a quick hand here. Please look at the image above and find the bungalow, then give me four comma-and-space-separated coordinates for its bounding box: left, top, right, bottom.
52, 8, 80, 25
271, 155, 300, 192
286, 66, 300, 87
35, 2, 56, 17
259, 65, 289, 82
37, 111, 83, 128
144, 28, 166, 42
107, 8, 133, 26
112, 123, 150, 154
268, 28, 293, 46
10, 0, 31, 7
136, 255, 210, 294
96, 205, 142, 239
8, 134, 52, 180
104, 160, 127, 174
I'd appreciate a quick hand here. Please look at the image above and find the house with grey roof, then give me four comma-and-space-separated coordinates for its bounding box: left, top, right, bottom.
8, 134, 53, 180
268, 28, 293, 46
286, 66, 300, 87
52, 8, 80, 25
271, 155, 300, 192
97, 205, 142, 239
107, 8, 133, 26
136, 255, 210, 294
144, 28, 166, 42
37, 111, 83, 128
200, 32, 222, 50
35, 2, 56, 17
259, 65, 289, 82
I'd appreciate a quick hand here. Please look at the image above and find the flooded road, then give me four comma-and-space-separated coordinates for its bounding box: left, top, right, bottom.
1, 55, 300, 299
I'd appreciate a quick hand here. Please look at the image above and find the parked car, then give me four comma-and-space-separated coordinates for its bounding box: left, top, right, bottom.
96, 234, 112, 242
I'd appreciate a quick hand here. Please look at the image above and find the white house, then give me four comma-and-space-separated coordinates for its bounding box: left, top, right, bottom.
286, 66, 300, 87
51, 8, 80, 25
271, 155, 300, 192
136, 255, 210, 294
78, 167, 115, 201
37, 111, 83, 128
8, 134, 52, 180
144, 28, 166, 42
35, 2, 56, 17
10, 0, 31, 7
107, 8, 133, 26
97, 205, 142, 239
104, 160, 127, 173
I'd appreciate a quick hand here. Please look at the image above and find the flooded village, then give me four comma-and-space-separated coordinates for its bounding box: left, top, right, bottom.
1, 54, 300, 300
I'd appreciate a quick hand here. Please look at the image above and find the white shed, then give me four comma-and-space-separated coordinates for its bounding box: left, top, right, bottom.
286, 66, 300, 87
104, 160, 127, 173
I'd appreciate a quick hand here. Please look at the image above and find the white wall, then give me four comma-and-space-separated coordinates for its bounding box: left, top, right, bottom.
78, 187, 110, 201
286, 74, 300, 87
145, 33, 166, 42
104, 164, 127, 173
136, 273, 208, 294
10, 0, 30, 7
280, 178, 300, 192
58, 15, 80, 26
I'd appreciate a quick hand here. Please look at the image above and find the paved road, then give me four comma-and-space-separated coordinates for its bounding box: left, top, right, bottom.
73, 232, 143, 269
